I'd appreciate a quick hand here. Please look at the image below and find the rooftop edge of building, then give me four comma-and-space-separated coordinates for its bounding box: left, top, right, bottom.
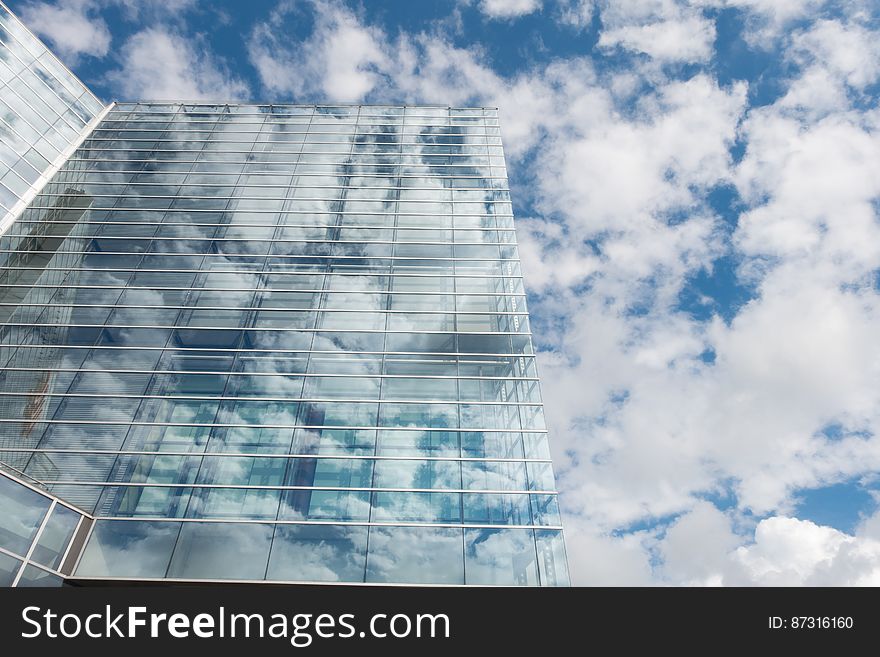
111, 102, 500, 110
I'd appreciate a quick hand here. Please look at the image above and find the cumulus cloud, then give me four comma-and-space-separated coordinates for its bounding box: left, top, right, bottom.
727, 516, 880, 585
728, 0, 829, 46
650, 507, 880, 586
596, 1, 717, 63
106, 27, 249, 100
479, 0, 542, 19
19, 0, 111, 61
599, 17, 716, 62
248, 1, 388, 102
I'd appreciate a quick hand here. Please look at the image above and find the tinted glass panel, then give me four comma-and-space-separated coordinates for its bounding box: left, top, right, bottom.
365, 526, 464, 585
76, 520, 180, 578
167, 522, 272, 580
0, 474, 50, 556
267, 524, 367, 583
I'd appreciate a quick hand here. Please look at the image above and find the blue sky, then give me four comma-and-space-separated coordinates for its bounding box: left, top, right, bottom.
9, 0, 880, 585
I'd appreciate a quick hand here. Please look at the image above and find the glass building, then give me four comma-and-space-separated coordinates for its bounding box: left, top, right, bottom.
0, 3, 569, 586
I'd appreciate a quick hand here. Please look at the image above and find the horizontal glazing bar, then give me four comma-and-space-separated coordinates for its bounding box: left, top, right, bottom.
62, 160, 507, 172
0, 418, 547, 430
74, 520, 561, 531
0, 267, 523, 279
26, 182, 509, 192
0, 251, 520, 262
15, 207, 515, 217
0, 447, 550, 463
0, 284, 525, 296
0, 398, 541, 413
0, 323, 533, 335
34, 481, 556, 495
105, 105, 497, 111
84, 137, 503, 146
90, 125, 500, 132
5, 222, 517, 231
71, 148, 500, 157
1, 237, 517, 247
0, 343, 532, 356
100, 113, 499, 120
58, 169, 509, 179
0, 304, 529, 317
31, 193, 507, 203
0, 366, 537, 380
97, 118, 499, 124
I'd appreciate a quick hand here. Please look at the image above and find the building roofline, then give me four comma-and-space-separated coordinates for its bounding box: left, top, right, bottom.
113, 100, 500, 110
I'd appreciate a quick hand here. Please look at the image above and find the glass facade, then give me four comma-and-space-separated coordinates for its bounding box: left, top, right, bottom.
0, 1, 105, 232
0, 100, 568, 585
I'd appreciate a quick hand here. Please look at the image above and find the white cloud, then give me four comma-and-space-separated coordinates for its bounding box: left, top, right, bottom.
107, 27, 249, 100
248, 1, 388, 102
728, 0, 828, 46
564, 523, 657, 585
643, 509, 880, 586
594, 1, 717, 63
599, 17, 716, 62
556, 0, 595, 29
790, 19, 880, 90
20, 0, 111, 61
657, 502, 741, 585
728, 516, 880, 585
479, 0, 542, 19
110, 0, 197, 20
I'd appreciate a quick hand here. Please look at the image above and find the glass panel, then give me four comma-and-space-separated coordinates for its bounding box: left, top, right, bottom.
535, 529, 570, 586
372, 491, 460, 523
530, 494, 562, 525
0, 474, 51, 556
16, 564, 64, 587
266, 524, 367, 583
31, 504, 80, 569
373, 459, 460, 489
365, 526, 464, 585
166, 522, 273, 580
462, 460, 527, 491
76, 520, 181, 578
463, 493, 531, 525
464, 528, 538, 586
0, 551, 22, 586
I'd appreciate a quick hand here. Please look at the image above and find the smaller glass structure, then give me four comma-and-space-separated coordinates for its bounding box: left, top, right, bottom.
0, 468, 90, 586
0, 1, 105, 231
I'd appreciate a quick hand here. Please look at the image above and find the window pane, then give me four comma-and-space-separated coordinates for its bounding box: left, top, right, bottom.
0, 474, 51, 556
267, 524, 367, 583
365, 526, 463, 584
463, 493, 530, 525
464, 528, 538, 586
530, 494, 562, 525
535, 529, 569, 586
167, 522, 272, 580
372, 491, 460, 523
0, 551, 22, 587
76, 520, 180, 578
16, 564, 64, 588
31, 504, 81, 569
